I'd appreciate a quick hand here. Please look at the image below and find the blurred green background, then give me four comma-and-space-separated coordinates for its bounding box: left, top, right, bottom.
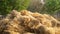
0, 0, 60, 19
28, 0, 60, 15
0, 0, 30, 15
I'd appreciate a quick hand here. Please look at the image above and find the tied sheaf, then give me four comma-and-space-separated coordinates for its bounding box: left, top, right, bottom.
0, 10, 60, 34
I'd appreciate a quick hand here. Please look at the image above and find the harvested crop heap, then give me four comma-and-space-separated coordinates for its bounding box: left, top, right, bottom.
0, 10, 60, 34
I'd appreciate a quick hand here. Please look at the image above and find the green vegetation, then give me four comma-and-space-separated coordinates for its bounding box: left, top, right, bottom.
0, 0, 60, 15
45, 0, 60, 15
0, 0, 30, 15
28, 0, 60, 15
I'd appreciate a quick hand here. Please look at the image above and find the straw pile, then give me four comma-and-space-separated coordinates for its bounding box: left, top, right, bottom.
0, 10, 60, 34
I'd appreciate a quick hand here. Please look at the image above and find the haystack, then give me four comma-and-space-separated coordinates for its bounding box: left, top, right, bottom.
0, 10, 60, 34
